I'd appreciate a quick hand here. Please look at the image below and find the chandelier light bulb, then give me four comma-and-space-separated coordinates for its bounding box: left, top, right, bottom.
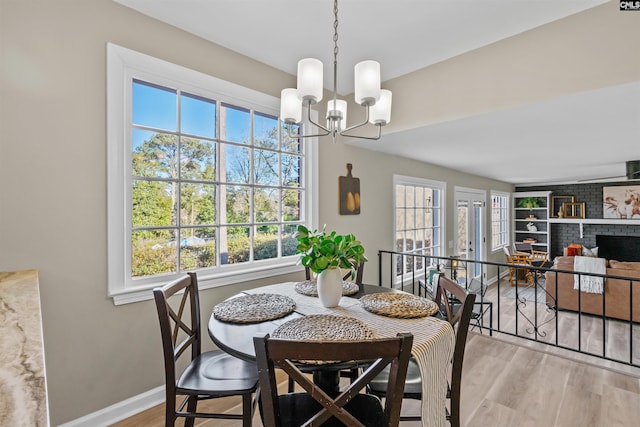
280, 88, 302, 124
297, 58, 323, 104
369, 89, 392, 126
327, 99, 347, 131
354, 60, 381, 106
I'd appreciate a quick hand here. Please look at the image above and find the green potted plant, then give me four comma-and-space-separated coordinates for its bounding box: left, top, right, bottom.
295, 225, 367, 307
518, 197, 542, 209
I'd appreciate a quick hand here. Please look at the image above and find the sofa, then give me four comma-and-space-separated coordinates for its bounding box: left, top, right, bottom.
545, 256, 640, 322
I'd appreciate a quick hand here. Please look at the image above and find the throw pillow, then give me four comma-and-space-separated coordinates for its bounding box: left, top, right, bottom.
581, 246, 599, 257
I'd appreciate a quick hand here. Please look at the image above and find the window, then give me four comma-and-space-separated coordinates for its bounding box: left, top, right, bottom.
393, 175, 445, 280
490, 191, 509, 251
107, 44, 317, 304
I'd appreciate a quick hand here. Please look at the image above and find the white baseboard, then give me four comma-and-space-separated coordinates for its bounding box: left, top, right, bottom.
57, 386, 164, 427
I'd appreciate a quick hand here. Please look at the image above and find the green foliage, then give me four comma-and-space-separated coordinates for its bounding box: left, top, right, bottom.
518, 197, 543, 208
295, 225, 367, 277
131, 242, 176, 277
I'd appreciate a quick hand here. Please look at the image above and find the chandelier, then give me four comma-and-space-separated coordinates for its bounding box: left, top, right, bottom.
280, 0, 392, 143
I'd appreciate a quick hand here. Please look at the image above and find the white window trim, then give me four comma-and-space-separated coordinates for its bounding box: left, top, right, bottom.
490, 190, 510, 252
107, 43, 318, 305
392, 175, 447, 286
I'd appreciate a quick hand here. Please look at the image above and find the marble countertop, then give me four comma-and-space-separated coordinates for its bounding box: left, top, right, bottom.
0, 270, 49, 427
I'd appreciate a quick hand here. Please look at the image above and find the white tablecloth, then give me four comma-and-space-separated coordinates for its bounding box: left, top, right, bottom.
246, 283, 455, 427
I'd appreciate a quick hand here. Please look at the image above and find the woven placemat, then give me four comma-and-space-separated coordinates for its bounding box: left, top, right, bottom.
294, 280, 360, 297
360, 293, 439, 319
213, 293, 296, 324
271, 315, 376, 365
272, 314, 375, 341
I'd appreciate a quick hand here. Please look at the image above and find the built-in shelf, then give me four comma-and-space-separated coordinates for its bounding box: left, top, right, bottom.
513, 191, 552, 252
548, 217, 639, 238
548, 218, 640, 225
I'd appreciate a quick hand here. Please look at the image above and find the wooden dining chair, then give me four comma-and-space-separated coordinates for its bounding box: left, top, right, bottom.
254, 332, 413, 427
505, 250, 536, 287
288, 262, 366, 392
367, 274, 476, 426
153, 272, 259, 427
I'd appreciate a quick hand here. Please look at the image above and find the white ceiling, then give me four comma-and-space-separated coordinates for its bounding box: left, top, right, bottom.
114, 0, 639, 186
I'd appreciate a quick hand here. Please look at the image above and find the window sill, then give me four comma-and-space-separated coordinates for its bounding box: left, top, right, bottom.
109, 261, 303, 305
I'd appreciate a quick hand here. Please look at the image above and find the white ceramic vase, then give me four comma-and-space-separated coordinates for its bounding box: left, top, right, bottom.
317, 268, 343, 308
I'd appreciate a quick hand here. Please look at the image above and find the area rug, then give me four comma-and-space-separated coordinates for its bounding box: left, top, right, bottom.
501, 280, 547, 304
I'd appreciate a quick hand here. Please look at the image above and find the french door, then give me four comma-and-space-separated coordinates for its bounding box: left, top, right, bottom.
454, 187, 486, 283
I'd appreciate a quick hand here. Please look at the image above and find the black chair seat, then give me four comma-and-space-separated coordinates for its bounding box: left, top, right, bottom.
154, 272, 259, 426
177, 349, 258, 395
368, 356, 422, 398
277, 393, 387, 427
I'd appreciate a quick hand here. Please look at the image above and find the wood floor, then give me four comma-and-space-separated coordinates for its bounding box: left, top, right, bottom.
110, 332, 640, 427
112, 280, 640, 426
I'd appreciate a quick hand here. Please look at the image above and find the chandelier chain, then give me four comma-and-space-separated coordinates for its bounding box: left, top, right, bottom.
332, 0, 339, 97
333, 0, 339, 61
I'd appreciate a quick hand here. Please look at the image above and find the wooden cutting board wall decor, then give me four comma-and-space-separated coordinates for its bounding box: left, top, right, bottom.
339, 163, 360, 215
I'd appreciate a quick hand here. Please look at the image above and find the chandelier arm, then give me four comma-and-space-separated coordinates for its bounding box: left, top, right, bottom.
286, 124, 327, 140
340, 104, 371, 133
303, 99, 331, 137
339, 124, 382, 141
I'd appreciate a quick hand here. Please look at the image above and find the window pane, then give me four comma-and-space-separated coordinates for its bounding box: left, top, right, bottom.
396, 232, 404, 252
221, 103, 249, 143
132, 130, 177, 179
254, 149, 279, 185
282, 154, 301, 187
415, 187, 424, 208
254, 226, 279, 261
181, 92, 216, 138
396, 185, 405, 206
223, 144, 250, 184
180, 183, 215, 226
282, 123, 301, 153
405, 208, 415, 231
132, 80, 177, 131
282, 224, 299, 256
131, 229, 176, 277
132, 180, 175, 227
283, 189, 302, 221
224, 185, 250, 223
179, 228, 216, 270
254, 112, 278, 149
180, 137, 215, 181
254, 187, 278, 223
395, 208, 405, 231
224, 226, 250, 264
415, 228, 425, 251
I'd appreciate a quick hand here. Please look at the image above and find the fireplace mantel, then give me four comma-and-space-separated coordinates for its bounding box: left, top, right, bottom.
548, 218, 640, 225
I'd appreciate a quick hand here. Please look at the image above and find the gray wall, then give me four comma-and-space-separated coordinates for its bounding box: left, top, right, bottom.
518, 183, 640, 258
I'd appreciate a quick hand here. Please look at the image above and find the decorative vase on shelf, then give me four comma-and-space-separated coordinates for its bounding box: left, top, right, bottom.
317, 268, 343, 308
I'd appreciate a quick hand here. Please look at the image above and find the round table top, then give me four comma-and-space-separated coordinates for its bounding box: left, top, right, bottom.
207, 283, 399, 362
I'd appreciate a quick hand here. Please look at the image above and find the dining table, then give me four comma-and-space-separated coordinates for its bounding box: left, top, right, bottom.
208, 281, 455, 427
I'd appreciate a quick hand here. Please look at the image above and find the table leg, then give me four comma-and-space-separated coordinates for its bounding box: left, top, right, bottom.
313, 370, 341, 396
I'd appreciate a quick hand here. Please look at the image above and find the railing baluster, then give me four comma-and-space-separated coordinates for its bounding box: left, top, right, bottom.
376, 249, 639, 369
